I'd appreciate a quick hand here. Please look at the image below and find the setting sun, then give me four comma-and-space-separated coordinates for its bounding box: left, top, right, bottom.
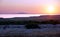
48, 6, 54, 12
45, 5, 56, 15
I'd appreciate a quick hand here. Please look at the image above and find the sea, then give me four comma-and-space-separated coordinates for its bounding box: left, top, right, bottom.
0, 14, 41, 18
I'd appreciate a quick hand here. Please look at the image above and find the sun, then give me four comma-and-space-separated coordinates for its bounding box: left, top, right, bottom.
45, 5, 55, 15
48, 6, 54, 12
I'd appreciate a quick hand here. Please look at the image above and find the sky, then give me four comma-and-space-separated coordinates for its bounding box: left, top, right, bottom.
0, 0, 60, 14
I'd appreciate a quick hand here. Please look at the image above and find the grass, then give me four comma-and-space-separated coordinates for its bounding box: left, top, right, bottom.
0, 33, 60, 37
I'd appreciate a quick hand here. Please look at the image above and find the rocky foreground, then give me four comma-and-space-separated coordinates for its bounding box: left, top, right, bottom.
0, 24, 60, 37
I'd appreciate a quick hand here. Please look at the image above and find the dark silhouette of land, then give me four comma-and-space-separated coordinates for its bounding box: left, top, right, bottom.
0, 15, 60, 25
0, 15, 60, 37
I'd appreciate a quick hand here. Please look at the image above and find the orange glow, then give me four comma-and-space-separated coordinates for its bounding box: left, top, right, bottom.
44, 5, 59, 15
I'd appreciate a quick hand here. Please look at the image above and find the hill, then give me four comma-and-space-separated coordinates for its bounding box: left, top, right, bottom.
5, 15, 60, 21
0, 15, 60, 25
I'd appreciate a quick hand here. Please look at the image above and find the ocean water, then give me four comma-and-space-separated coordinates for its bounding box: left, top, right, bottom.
0, 14, 40, 18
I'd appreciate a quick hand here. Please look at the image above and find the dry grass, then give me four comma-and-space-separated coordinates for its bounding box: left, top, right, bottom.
0, 32, 60, 37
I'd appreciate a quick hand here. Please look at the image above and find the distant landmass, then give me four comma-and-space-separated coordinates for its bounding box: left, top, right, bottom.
16, 12, 28, 14
0, 15, 60, 25
1, 15, 60, 21
0, 12, 28, 14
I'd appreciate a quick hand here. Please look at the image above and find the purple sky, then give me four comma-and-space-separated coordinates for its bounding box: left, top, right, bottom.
0, 0, 60, 14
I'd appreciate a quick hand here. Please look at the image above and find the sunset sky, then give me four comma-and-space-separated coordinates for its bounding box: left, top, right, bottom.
0, 0, 60, 14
